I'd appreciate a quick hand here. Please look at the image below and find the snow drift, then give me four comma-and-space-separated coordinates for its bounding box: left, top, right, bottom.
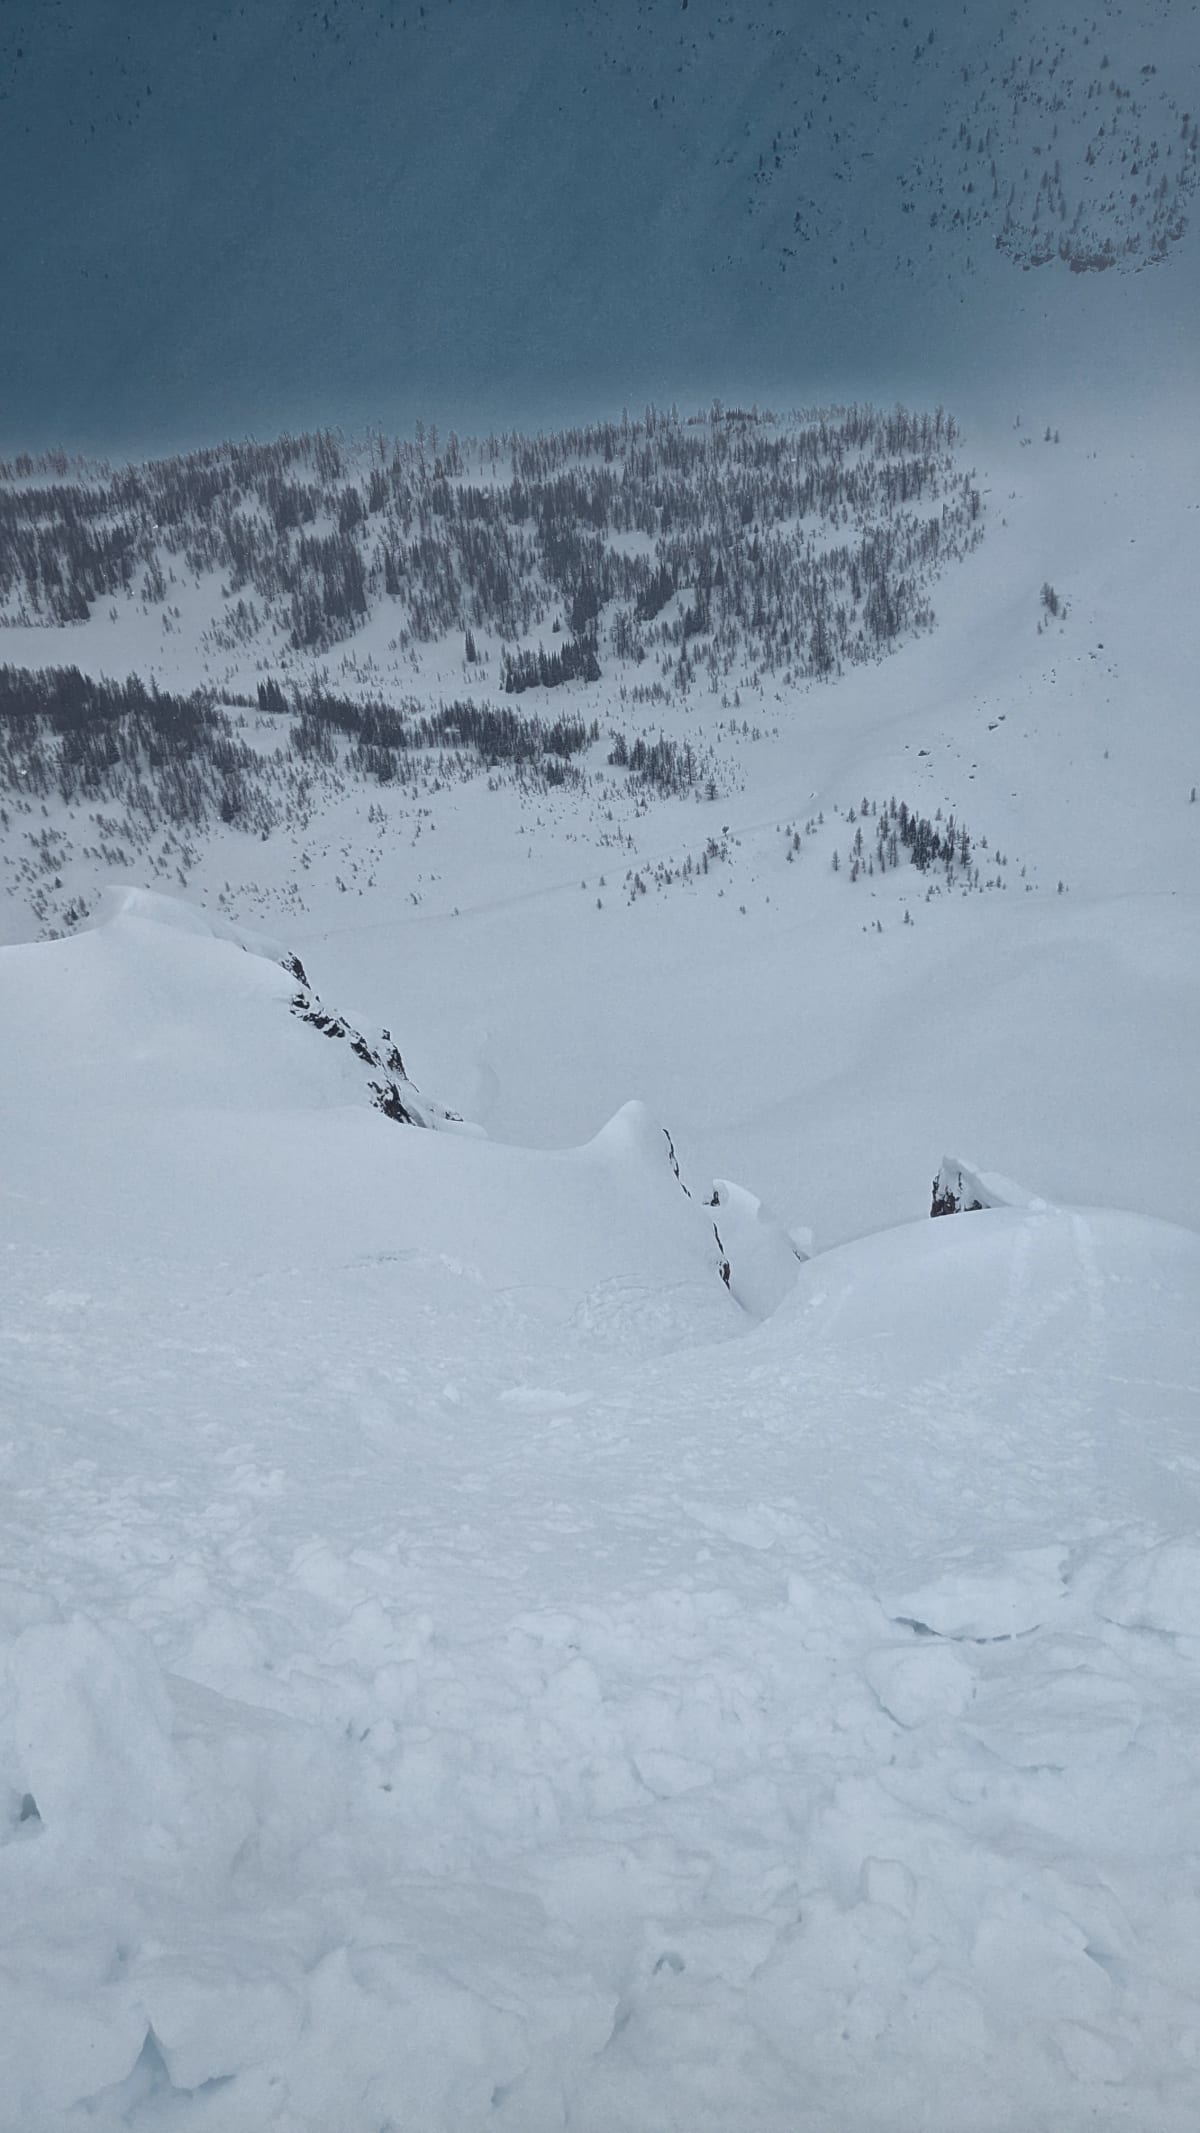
3, 893, 1200, 2129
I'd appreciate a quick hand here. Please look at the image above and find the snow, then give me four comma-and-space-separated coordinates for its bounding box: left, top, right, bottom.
8, 400, 1187, 1258
2, 27, 1200, 2102
2, 1, 1197, 452
932, 1155, 1049, 1214
2, 887, 1199, 2129
707, 1178, 805, 1318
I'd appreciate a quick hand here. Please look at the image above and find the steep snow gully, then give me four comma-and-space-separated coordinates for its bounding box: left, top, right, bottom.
2, 895, 1199, 2130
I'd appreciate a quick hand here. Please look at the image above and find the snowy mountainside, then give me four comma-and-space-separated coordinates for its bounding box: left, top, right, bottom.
3, 0, 1200, 2118
2, 424, 1200, 2121
0, 400, 983, 947
1, 0, 1197, 452
0, 402, 976, 662
3, 889, 1199, 2127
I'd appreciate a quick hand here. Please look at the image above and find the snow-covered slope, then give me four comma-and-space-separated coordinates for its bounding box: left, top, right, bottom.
1, 0, 1197, 452
0, 888, 742, 1340
7, 393, 1193, 1250
3, 2, 1199, 2114
2, 892, 1199, 2130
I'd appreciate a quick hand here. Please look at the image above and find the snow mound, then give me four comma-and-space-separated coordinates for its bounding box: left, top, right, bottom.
750, 1202, 1200, 1590
932, 1153, 1050, 1218
0, 891, 741, 1352
582, 1096, 679, 1174
1097, 1540, 1200, 1644
884, 1549, 1070, 1643
81, 882, 297, 964
0, 883, 461, 1133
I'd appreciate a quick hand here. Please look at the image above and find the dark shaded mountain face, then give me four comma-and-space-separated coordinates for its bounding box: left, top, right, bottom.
1, 0, 1197, 454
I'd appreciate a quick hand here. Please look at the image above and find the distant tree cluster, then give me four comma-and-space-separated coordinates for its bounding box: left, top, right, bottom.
826, 795, 1002, 890
0, 652, 630, 931
0, 649, 733, 937
265, 678, 600, 781
0, 660, 610, 847
0, 663, 262, 827
607, 730, 705, 797
502, 635, 600, 694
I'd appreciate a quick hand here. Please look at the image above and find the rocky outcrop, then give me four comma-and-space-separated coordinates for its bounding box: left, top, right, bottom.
285, 958, 461, 1133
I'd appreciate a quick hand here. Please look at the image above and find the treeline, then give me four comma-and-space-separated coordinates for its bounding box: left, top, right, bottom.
0, 402, 982, 681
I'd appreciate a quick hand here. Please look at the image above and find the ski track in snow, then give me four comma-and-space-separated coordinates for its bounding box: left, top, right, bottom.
3, 1053, 1199, 2133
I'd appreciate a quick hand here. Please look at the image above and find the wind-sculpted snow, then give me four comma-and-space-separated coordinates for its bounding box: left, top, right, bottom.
931, 1154, 1050, 1217
3, 900, 1200, 2129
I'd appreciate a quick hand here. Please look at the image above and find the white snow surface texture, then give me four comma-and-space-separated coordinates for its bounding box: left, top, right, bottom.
2, 889, 1200, 2132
